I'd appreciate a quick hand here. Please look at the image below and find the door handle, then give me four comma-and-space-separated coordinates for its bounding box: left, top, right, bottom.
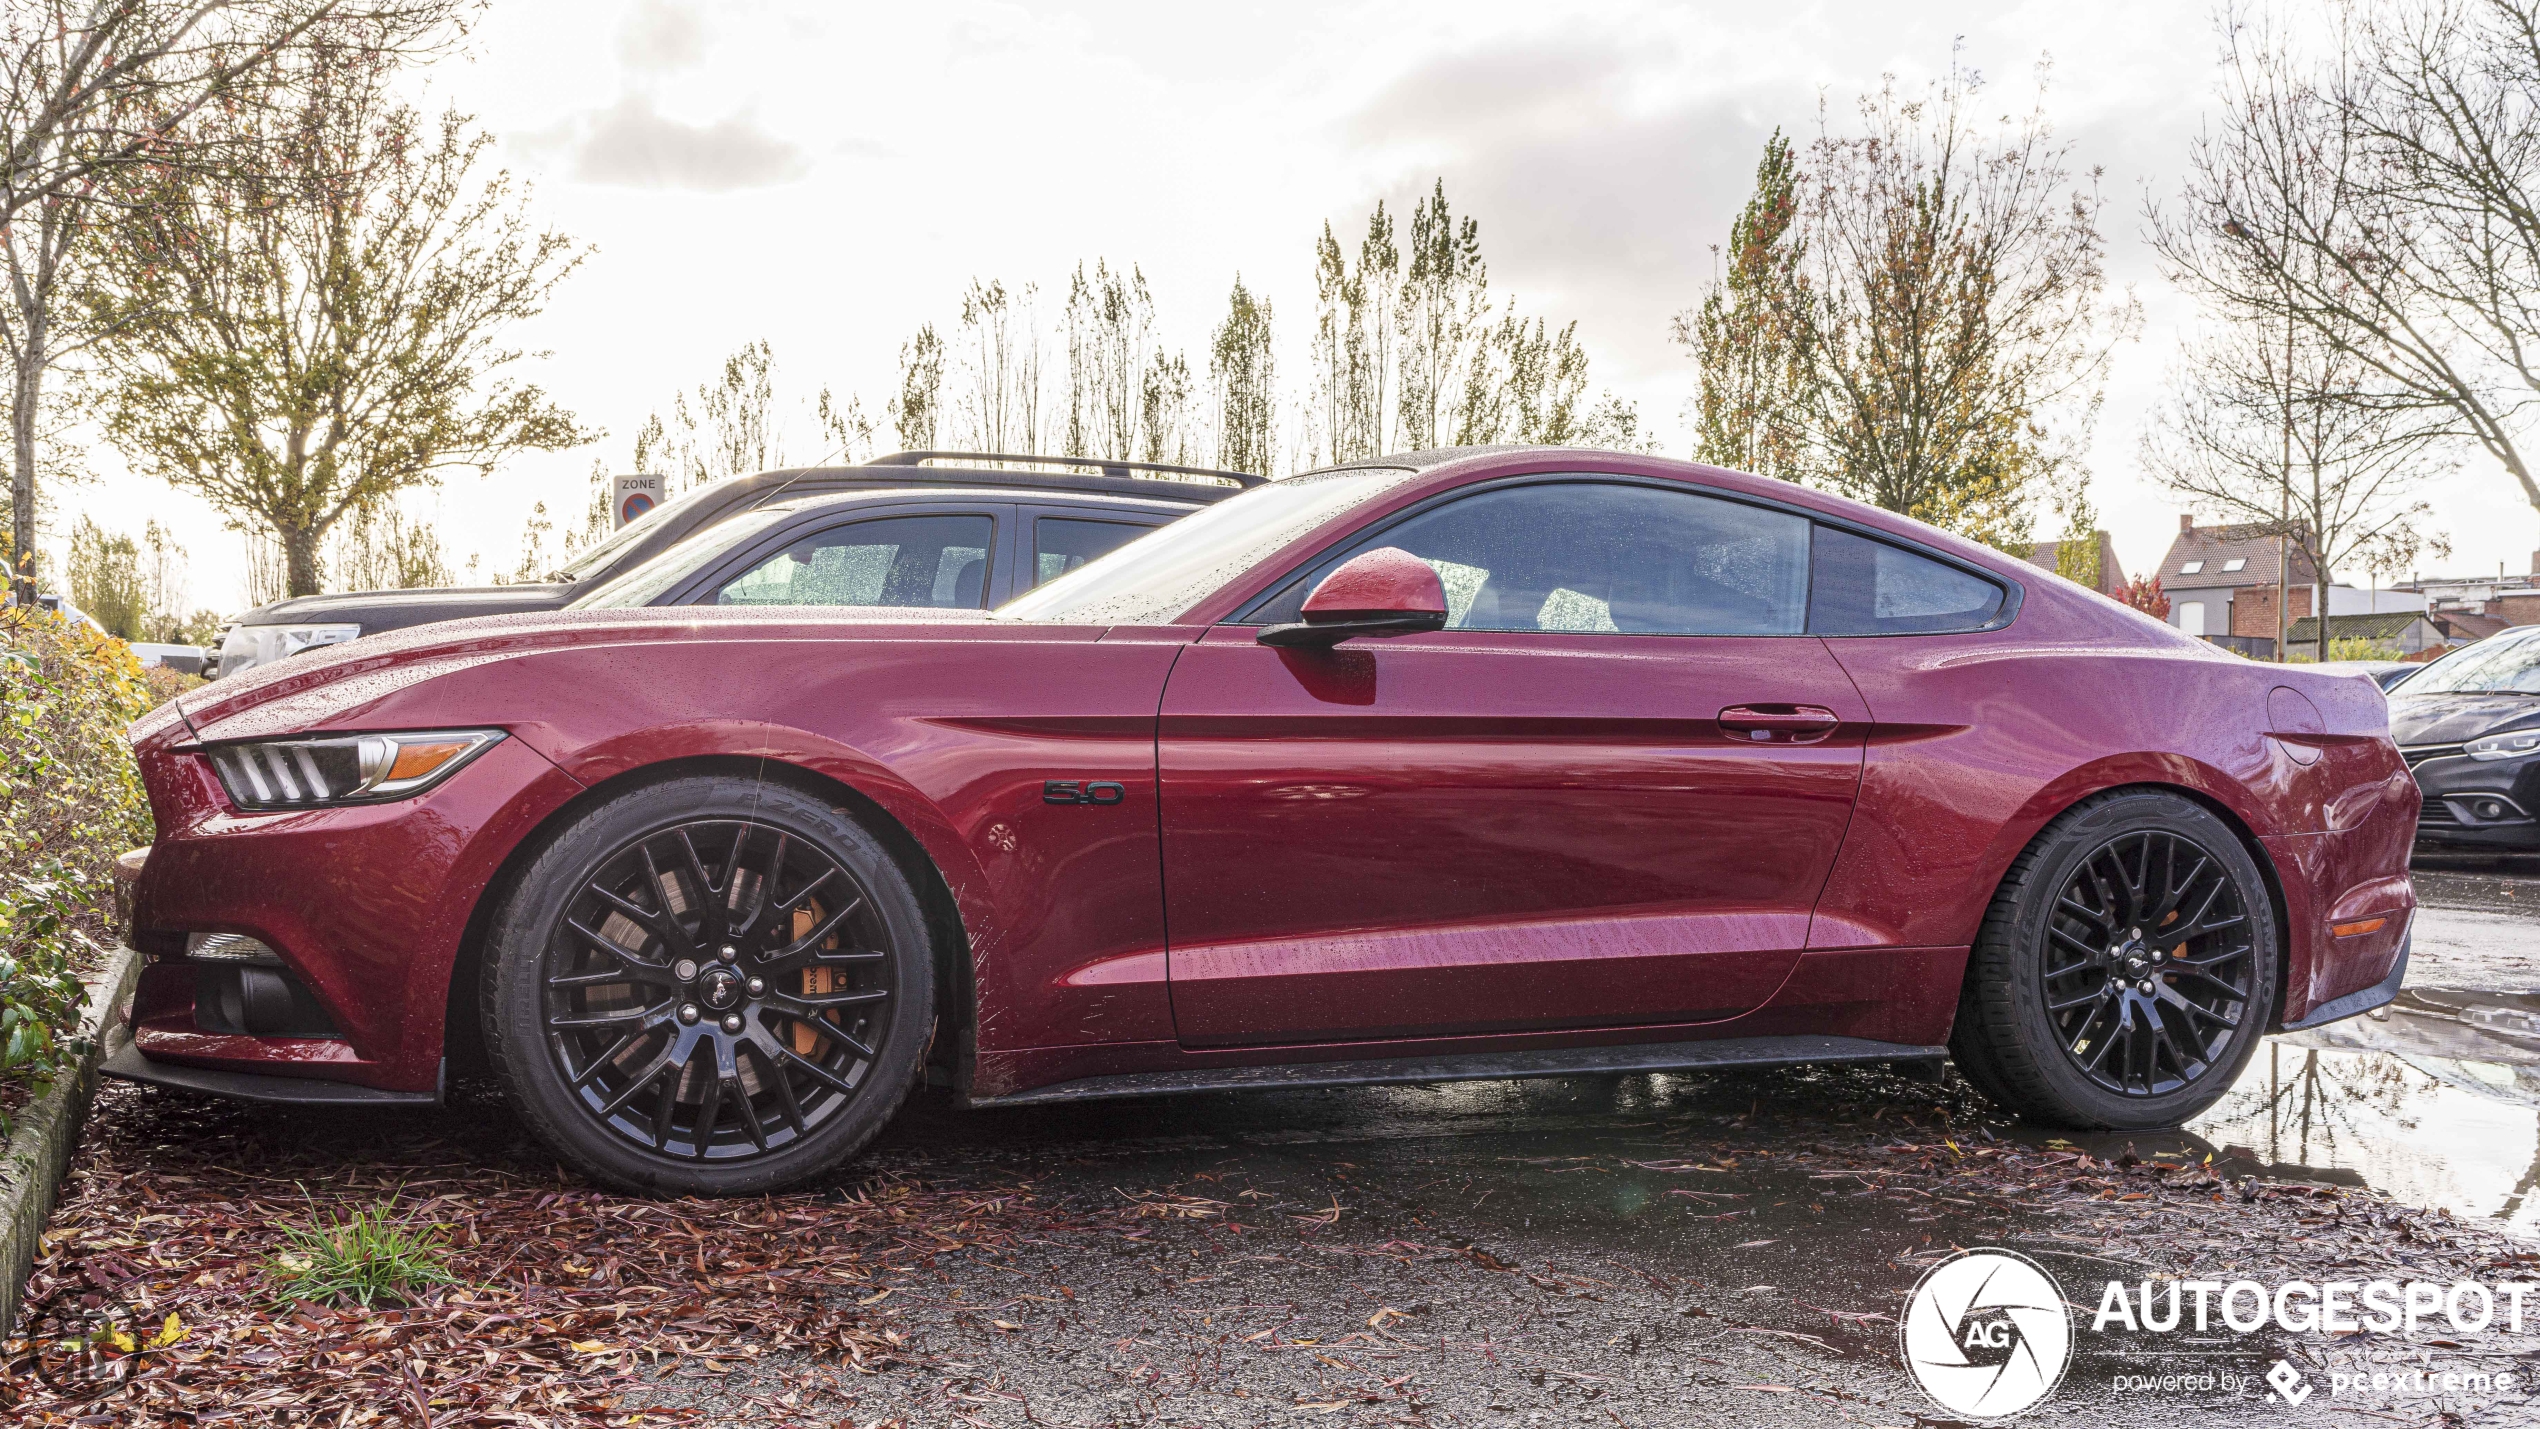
1718, 704, 1842, 744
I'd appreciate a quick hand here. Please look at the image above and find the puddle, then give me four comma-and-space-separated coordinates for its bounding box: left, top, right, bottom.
2186, 987, 2540, 1230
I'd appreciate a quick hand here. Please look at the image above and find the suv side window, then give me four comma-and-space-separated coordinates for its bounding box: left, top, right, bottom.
1249, 481, 1812, 636
1032, 517, 1154, 588
712, 514, 995, 609
1807, 525, 2006, 635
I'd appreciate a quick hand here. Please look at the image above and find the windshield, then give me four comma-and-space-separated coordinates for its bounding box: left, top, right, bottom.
996, 467, 1418, 624
550, 482, 719, 581
2400, 631, 2540, 695
566, 507, 794, 609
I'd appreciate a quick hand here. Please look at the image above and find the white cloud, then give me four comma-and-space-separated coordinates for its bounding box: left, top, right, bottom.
617, 0, 707, 73
560, 93, 811, 191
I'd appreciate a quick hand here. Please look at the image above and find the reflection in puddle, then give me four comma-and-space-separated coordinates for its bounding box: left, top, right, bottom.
2187, 988, 2540, 1229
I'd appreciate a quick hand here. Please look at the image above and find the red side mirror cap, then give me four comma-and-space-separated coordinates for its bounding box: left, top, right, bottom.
1260, 548, 1449, 648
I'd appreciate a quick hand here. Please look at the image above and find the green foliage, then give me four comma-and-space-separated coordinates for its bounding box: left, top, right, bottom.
1209, 277, 1276, 476
67, 518, 144, 639
267, 1203, 462, 1308
88, 50, 592, 598
0, 608, 151, 1096
2289, 637, 2406, 663
1680, 130, 1812, 482
1682, 72, 2127, 555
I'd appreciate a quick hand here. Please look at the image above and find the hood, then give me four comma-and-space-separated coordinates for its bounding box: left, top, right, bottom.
172, 603, 1014, 744
235, 584, 573, 632
2388, 690, 2540, 746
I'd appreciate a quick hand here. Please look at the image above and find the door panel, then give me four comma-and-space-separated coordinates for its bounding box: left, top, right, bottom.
1159, 627, 1869, 1046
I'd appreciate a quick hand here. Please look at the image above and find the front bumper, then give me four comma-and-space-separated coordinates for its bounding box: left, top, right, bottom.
2411, 749, 2540, 845
127, 733, 582, 1094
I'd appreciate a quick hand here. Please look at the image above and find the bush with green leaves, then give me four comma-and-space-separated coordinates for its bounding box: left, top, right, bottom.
0, 608, 153, 1095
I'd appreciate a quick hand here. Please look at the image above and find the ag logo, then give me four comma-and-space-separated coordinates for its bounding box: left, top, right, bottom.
1900, 1248, 2071, 1420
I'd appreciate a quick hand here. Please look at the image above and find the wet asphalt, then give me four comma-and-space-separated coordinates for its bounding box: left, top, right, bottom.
615, 853, 2540, 1427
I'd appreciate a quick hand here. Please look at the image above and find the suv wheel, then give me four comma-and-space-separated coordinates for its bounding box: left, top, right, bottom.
482, 776, 934, 1195
1950, 790, 2278, 1130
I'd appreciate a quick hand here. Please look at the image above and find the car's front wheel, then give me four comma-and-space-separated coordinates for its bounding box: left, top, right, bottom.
481, 776, 935, 1195
1950, 789, 2279, 1130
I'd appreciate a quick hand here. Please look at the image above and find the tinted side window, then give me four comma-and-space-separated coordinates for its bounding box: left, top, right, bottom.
1033, 517, 1152, 588
1807, 526, 2006, 635
712, 515, 994, 609
1250, 482, 1811, 636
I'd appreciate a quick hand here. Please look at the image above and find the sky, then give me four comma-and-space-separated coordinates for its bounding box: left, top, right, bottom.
49, 0, 2540, 614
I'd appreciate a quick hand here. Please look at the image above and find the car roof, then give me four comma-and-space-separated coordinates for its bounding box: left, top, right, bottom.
757, 486, 1204, 518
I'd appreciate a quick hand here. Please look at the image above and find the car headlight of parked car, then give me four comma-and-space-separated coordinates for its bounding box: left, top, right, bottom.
215, 622, 361, 677
2465, 730, 2540, 762
205, 730, 503, 810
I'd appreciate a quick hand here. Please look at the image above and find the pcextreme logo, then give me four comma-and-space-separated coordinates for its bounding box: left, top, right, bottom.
1900, 1248, 2073, 1421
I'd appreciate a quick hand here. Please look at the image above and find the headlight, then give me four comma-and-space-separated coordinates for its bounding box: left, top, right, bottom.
205, 730, 503, 810
216, 622, 361, 677
2465, 730, 2540, 762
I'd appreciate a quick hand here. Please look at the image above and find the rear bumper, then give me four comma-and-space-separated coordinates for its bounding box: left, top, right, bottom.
2280, 930, 2410, 1032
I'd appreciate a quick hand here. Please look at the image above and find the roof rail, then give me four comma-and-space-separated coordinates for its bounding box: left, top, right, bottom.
869, 451, 1267, 489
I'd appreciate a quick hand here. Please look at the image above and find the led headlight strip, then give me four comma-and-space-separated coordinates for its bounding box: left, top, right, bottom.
205, 730, 504, 810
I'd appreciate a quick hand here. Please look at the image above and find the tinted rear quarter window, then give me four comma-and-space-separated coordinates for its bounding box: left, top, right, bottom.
1808, 525, 2006, 635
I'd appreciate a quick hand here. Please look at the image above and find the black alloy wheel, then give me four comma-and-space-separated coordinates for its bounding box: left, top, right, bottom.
1950, 789, 2280, 1131
485, 778, 933, 1195
2037, 829, 2255, 1097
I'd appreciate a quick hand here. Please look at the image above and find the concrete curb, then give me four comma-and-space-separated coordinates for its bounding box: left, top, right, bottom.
0, 939, 140, 1337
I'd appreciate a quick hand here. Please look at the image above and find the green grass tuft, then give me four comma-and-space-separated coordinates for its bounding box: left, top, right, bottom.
265, 1202, 463, 1308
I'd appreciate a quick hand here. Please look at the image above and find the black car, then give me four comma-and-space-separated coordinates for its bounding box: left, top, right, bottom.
209, 452, 1260, 676
2390, 626, 2540, 845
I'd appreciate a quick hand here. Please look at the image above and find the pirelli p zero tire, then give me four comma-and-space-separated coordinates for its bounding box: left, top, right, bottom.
1949, 789, 2280, 1131
482, 775, 935, 1196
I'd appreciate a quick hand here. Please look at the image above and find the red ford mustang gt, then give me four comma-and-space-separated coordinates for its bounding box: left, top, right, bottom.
117, 448, 2418, 1194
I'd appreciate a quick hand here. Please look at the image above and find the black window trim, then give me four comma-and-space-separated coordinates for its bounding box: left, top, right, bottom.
1223, 472, 2023, 637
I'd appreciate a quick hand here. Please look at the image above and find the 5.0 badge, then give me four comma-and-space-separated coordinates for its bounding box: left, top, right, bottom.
1043, 779, 1127, 806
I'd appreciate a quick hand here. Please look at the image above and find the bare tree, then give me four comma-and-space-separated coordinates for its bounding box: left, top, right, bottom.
0, 0, 470, 602
1138, 349, 1194, 466
889, 324, 942, 453
2154, 3, 2540, 530
635, 340, 780, 493
1061, 261, 1154, 461
950, 278, 1044, 456
2144, 317, 2452, 659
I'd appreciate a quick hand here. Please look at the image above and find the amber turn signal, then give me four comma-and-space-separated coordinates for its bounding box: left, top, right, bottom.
2330, 917, 2387, 937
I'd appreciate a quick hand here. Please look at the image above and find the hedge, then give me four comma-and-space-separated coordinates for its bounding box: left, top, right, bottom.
0, 609, 153, 1105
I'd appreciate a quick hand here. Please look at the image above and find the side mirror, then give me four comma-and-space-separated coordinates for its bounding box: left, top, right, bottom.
1258, 547, 1448, 648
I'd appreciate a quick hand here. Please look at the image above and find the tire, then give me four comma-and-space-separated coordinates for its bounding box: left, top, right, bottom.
482, 775, 936, 1195
1948, 789, 2279, 1131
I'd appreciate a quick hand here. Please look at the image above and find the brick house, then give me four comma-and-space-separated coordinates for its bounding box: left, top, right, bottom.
2024, 531, 2128, 596
2154, 516, 2323, 657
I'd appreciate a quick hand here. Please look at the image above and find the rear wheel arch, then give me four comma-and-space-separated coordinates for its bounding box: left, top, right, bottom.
1970, 776, 2293, 1033
1949, 781, 2288, 1127
449, 754, 976, 1091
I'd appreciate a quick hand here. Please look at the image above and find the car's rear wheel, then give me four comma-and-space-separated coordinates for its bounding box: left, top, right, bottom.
482, 776, 934, 1195
1949, 789, 2278, 1130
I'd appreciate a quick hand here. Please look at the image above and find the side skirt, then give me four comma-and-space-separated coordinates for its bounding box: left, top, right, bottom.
961, 1034, 1950, 1109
